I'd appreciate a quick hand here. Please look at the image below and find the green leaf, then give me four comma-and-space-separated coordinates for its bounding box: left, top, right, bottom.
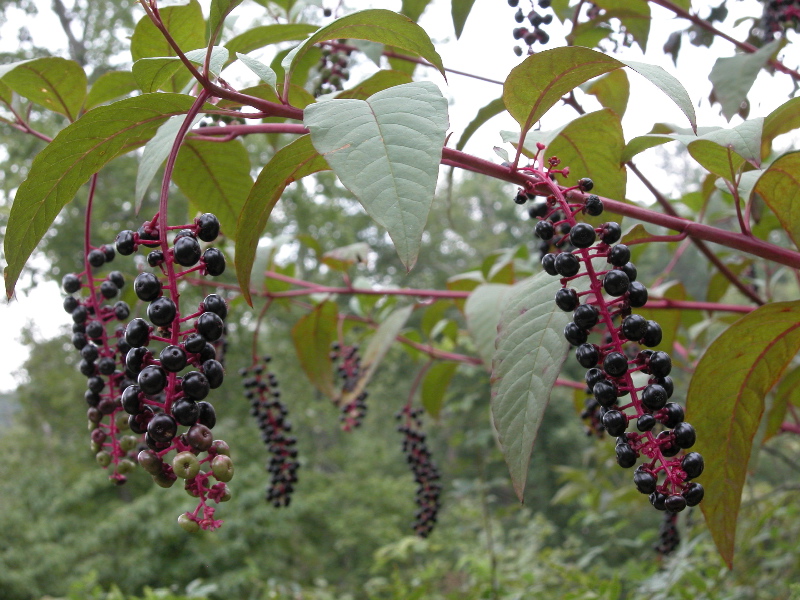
224, 23, 318, 58
465, 284, 512, 368
304, 81, 449, 271
545, 109, 627, 200
753, 151, 800, 249
236, 52, 277, 92
0, 57, 87, 121
763, 366, 800, 442
208, 0, 243, 44
709, 41, 781, 121
583, 69, 629, 118
85, 71, 138, 111
705, 259, 750, 304
504, 47, 695, 135
456, 97, 506, 152
334, 70, 413, 100
451, 0, 477, 38
131, 0, 205, 61
591, 0, 651, 51
291, 301, 338, 398
235, 135, 329, 305
173, 138, 253, 241
762, 97, 800, 159
491, 270, 591, 500
422, 362, 458, 418
184, 47, 230, 76
132, 58, 184, 93
321, 242, 371, 271
687, 118, 763, 177
135, 114, 203, 213
281, 9, 445, 87
4, 93, 197, 298
340, 304, 415, 404
401, 0, 433, 21
686, 301, 800, 567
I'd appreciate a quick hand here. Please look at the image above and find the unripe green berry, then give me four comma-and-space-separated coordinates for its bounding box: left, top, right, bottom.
96, 451, 112, 467
173, 451, 201, 479
117, 458, 136, 474
211, 454, 234, 482
120, 435, 139, 452
219, 484, 232, 502
90, 440, 101, 453
211, 439, 231, 457
178, 513, 200, 533
115, 411, 130, 430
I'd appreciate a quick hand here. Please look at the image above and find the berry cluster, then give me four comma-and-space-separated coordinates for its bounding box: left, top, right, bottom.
112, 212, 235, 530
759, 0, 800, 39
395, 405, 442, 538
654, 511, 680, 556
507, 0, 554, 56
522, 150, 704, 515
241, 356, 300, 508
313, 45, 351, 97
61, 249, 139, 482
330, 342, 368, 431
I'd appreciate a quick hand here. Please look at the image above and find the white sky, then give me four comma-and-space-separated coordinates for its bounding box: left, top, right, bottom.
0, 0, 798, 391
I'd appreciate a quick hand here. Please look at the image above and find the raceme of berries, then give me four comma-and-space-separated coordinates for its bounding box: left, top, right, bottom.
113, 211, 236, 531
758, 0, 800, 39
654, 511, 681, 557
521, 149, 704, 516
314, 44, 352, 97
330, 342, 368, 431
241, 356, 300, 508
395, 405, 442, 538
508, 0, 555, 56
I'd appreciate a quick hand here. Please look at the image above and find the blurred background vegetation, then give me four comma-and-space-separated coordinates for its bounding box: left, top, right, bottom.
1, 1, 800, 599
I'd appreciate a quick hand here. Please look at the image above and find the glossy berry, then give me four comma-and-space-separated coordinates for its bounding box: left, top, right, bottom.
603, 270, 630, 297
87, 249, 106, 268
202, 294, 228, 320
125, 346, 149, 375
134, 272, 162, 302
138, 365, 167, 395
63, 296, 79, 313
196, 213, 221, 242
593, 379, 618, 407
616, 443, 637, 468
197, 401, 217, 429
541, 253, 558, 276
535, 220, 555, 241
651, 375, 674, 398
202, 248, 226, 276
160, 345, 188, 372
62, 274, 81, 294
174, 236, 202, 267
172, 398, 200, 426
183, 333, 206, 354
147, 413, 178, 444
648, 351, 672, 377
569, 223, 596, 248
107, 271, 125, 289
607, 244, 630, 266
125, 318, 150, 348
555, 253, 580, 277
563, 322, 588, 346
575, 343, 599, 368
114, 301, 130, 320
196, 312, 224, 342
603, 352, 628, 377
660, 402, 685, 428
86, 320, 104, 340
115, 230, 136, 255
147, 297, 177, 327
528, 200, 547, 218
641, 384, 668, 411
620, 262, 637, 282
602, 410, 627, 437
633, 469, 657, 494
147, 251, 164, 267
627, 281, 649, 307
641, 321, 663, 347
99, 280, 118, 299
673, 422, 696, 448
621, 314, 647, 340
137, 225, 160, 247
665, 495, 687, 512
583, 195, 603, 216
97, 357, 116, 375
577, 178, 594, 192
182, 371, 210, 400
683, 482, 704, 506
186, 423, 213, 451
555, 288, 579, 312
585, 368, 605, 389
649, 491, 667, 511
599, 222, 622, 245
122, 385, 143, 414
573, 304, 599, 329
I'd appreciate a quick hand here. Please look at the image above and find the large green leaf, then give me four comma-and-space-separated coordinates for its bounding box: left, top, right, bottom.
131, 0, 205, 61
491, 270, 591, 500
291, 301, 338, 398
456, 97, 506, 152
4, 93, 196, 298
686, 301, 800, 567
208, 0, 243, 44
304, 81, 448, 271
504, 47, 695, 135
465, 283, 512, 368
451, 0, 477, 38
422, 361, 458, 418
753, 151, 800, 249
583, 69, 629, 118
224, 23, 318, 58
281, 9, 445, 87
84, 71, 138, 110
0, 57, 86, 121
235, 135, 329, 305
545, 109, 627, 200
172, 138, 253, 241
762, 97, 800, 159
709, 41, 781, 121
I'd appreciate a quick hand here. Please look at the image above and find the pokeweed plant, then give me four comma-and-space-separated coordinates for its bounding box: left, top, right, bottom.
1, 0, 800, 567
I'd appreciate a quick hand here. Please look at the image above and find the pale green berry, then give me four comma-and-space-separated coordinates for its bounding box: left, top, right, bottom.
90, 440, 101, 453
117, 458, 136, 474
210, 439, 230, 457
219, 484, 232, 502
120, 435, 139, 451
178, 513, 200, 533
96, 451, 112, 467
211, 454, 234, 482
173, 451, 201, 479
115, 411, 129, 430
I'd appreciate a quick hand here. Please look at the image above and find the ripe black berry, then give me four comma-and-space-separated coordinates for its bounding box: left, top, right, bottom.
115, 230, 136, 255
202, 294, 228, 320
160, 345, 188, 372
122, 385, 143, 414
585, 368, 605, 389
87, 249, 106, 268
81, 343, 99, 363
603, 270, 630, 297
134, 272, 162, 302
182, 371, 210, 400
616, 443, 637, 468
564, 322, 588, 346
621, 314, 647, 340
683, 482, 704, 506
648, 351, 672, 377
593, 379, 618, 407
599, 222, 622, 245
172, 398, 200, 426
555, 288, 579, 311
147, 251, 164, 267
62, 274, 81, 294
555, 253, 580, 277
673, 422, 696, 449
202, 359, 225, 389
202, 248, 226, 276
569, 223, 596, 248
195, 401, 216, 429
138, 365, 167, 395
602, 410, 628, 436
603, 352, 628, 377
535, 220, 555, 241
147, 413, 178, 444
183, 333, 206, 354
650, 376, 674, 398
620, 262, 637, 282
86, 320, 104, 340
528, 201, 547, 218
541, 253, 558, 276
125, 318, 150, 348
649, 491, 667, 511
577, 178, 594, 192
114, 301, 130, 320
641, 321, 663, 347
147, 297, 177, 327
100, 280, 118, 299
627, 281, 649, 307
607, 244, 630, 266
583, 195, 603, 216
196, 312, 224, 342
641, 384, 668, 411
660, 402, 684, 428
107, 271, 125, 289
575, 343, 599, 368
174, 235, 202, 267
573, 304, 599, 329
633, 468, 657, 494
97, 357, 116, 375
665, 495, 687, 512
63, 296, 79, 313
137, 224, 160, 247
196, 213, 220, 242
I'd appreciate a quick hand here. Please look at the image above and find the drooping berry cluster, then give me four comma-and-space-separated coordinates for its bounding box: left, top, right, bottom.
395, 405, 442, 538
330, 342, 368, 431
758, 0, 800, 39
313, 45, 351, 97
507, 0, 554, 56
61, 250, 140, 483
241, 356, 300, 508
654, 511, 680, 557
112, 212, 235, 530
522, 151, 704, 515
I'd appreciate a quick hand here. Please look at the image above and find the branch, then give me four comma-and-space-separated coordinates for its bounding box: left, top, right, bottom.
51, 0, 86, 66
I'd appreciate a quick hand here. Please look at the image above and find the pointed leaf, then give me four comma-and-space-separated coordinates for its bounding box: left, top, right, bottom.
687, 118, 763, 177
456, 97, 506, 151
85, 71, 138, 110
235, 135, 329, 305
709, 41, 781, 121
304, 81, 449, 270
4, 93, 197, 298
465, 283, 512, 368
334, 69, 413, 100
618, 59, 696, 132
131, 0, 205, 61
184, 47, 230, 76
451, 0, 477, 38
687, 301, 800, 567
208, 0, 243, 44
0, 57, 86, 121
291, 301, 338, 398
422, 362, 458, 418
753, 151, 800, 249
401, 0, 433, 21
173, 138, 253, 241
236, 52, 277, 91
281, 9, 445, 86
132, 58, 184, 93
583, 69, 629, 117
762, 97, 800, 159
224, 23, 318, 59
491, 270, 591, 500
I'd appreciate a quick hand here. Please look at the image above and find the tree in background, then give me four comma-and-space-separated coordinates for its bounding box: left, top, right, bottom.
1, 0, 800, 598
